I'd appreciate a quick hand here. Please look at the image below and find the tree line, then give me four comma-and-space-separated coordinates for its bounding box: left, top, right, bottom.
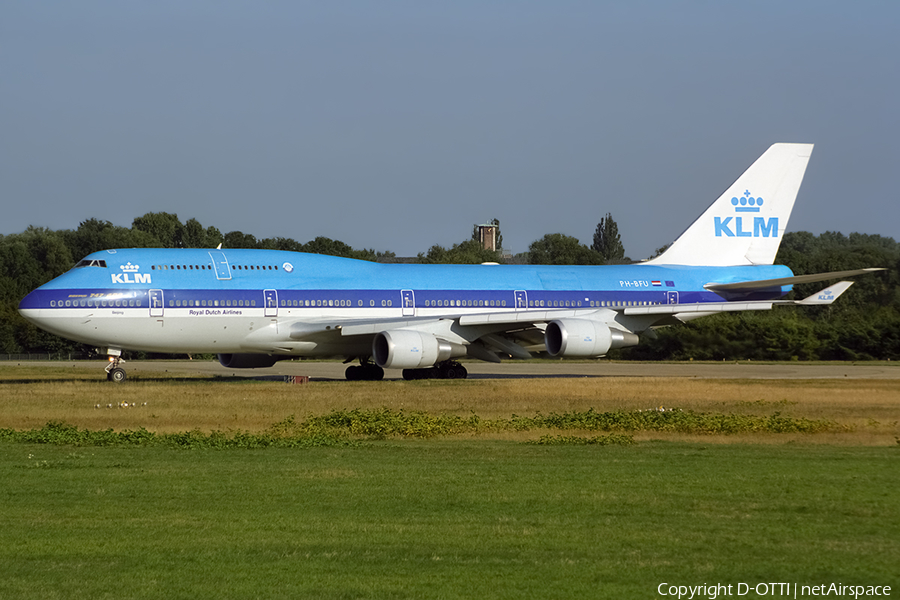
1, 213, 897, 360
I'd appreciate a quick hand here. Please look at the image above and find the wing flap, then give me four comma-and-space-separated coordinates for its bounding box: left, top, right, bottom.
624, 302, 773, 316
339, 318, 452, 337
459, 309, 597, 327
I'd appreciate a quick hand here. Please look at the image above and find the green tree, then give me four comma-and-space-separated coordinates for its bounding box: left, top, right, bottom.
259, 236, 305, 252
592, 213, 625, 263
623, 230, 900, 361
528, 233, 603, 265
222, 231, 259, 249
301, 236, 355, 257
181, 218, 222, 248
132, 212, 184, 248
419, 239, 502, 264
63, 219, 159, 259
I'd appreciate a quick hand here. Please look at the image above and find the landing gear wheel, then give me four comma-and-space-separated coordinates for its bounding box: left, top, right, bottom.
403, 362, 468, 380
104, 356, 127, 383
108, 367, 126, 383
345, 361, 385, 381
439, 361, 468, 380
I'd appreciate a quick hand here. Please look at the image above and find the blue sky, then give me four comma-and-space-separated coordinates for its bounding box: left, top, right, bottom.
2, 1, 897, 258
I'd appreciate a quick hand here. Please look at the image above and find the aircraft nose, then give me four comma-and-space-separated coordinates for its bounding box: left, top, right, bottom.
18, 289, 42, 314
18, 288, 57, 331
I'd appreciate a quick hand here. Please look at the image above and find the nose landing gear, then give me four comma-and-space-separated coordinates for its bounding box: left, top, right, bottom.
105, 355, 127, 383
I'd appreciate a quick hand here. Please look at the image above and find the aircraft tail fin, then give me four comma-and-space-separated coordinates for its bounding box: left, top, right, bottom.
645, 143, 814, 266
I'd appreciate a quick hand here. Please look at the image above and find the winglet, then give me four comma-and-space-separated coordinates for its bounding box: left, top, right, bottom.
795, 281, 854, 305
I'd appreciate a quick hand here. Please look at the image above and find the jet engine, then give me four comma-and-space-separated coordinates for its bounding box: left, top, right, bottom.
544, 320, 639, 358
217, 353, 281, 369
373, 330, 455, 369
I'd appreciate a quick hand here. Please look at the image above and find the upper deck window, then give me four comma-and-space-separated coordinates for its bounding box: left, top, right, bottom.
73, 259, 107, 269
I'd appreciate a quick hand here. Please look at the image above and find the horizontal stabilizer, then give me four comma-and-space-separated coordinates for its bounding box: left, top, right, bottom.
705, 268, 885, 292
795, 281, 854, 305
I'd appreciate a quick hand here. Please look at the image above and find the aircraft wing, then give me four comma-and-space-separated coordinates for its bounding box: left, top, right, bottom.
259, 281, 858, 361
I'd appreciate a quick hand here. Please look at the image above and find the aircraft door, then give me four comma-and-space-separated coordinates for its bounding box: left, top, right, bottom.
208, 251, 232, 280
149, 289, 164, 317
264, 289, 278, 317
667, 291, 679, 305
514, 290, 528, 310
401, 290, 415, 317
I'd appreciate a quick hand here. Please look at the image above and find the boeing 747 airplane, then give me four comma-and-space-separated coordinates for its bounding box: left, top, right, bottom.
18, 143, 883, 381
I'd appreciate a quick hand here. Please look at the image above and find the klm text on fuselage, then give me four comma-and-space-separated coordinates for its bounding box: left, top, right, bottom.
111, 273, 152, 284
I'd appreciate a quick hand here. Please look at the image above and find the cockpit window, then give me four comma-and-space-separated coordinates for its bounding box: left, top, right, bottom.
73, 259, 108, 269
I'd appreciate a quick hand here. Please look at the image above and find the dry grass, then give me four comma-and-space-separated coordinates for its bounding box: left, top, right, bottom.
1, 365, 898, 444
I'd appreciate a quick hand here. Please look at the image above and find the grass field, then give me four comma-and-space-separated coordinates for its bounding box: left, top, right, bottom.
1, 365, 898, 443
3, 442, 898, 599
1, 364, 898, 598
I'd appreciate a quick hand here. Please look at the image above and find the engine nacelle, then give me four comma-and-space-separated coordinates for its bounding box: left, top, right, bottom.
373, 330, 453, 369
217, 353, 281, 369
544, 320, 639, 357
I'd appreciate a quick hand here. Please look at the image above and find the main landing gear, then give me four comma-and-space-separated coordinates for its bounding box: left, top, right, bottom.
345, 359, 385, 381
105, 356, 127, 383
402, 360, 468, 381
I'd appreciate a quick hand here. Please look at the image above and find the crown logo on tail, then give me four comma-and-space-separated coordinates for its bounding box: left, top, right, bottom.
732, 190, 763, 213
